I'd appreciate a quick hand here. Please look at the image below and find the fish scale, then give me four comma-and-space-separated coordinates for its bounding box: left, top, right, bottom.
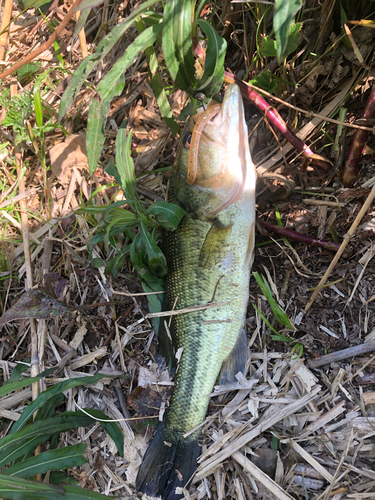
163, 202, 253, 437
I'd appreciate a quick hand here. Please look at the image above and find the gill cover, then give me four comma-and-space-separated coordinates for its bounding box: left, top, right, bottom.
167, 84, 251, 220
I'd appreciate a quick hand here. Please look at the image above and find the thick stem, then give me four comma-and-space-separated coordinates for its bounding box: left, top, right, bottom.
224, 71, 332, 173
259, 220, 340, 252
342, 87, 375, 187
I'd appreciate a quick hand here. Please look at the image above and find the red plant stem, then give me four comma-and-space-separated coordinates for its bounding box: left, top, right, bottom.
342, 87, 375, 187
260, 220, 340, 252
224, 71, 332, 173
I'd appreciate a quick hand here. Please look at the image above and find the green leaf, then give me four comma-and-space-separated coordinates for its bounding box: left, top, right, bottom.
4, 444, 87, 478
340, 2, 352, 50
35, 393, 64, 422
49, 471, 78, 485
0, 413, 94, 467
147, 201, 185, 230
1, 436, 54, 470
259, 36, 277, 57
97, 23, 163, 104
270, 334, 293, 342
140, 223, 168, 278
274, 0, 302, 62
136, 18, 180, 136
115, 124, 145, 217
178, 98, 199, 120
86, 97, 112, 175
0, 474, 64, 499
130, 232, 164, 283
0, 367, 55, 399
17, 63, 41, 85
33, 87, 43, 128
105, 245, 131, 277
76, 409, 124, 456
291, 343, 303, 359
253, 304, 279, 336
162, 0, 195, 90
61, 484, 112, 499
73, 8, 91, 38
253, 272, 294, 330
32, 68, 55, 128
75, 0, 104, 12
0, 474, 112, 500
7, 363, 29, 384
105, 156, 121, 185
285, 21, 301, 55
193, 19, 226, 97
59, 0, 160, 119
139, 11, 163, 25
249, 70, 278, 94
18, 0, 51, 9
115, 125, 136, 200
10, 374, 105, 434
141, 281, 164, 333
260, 22, 301, 59
91, 258, 105, 268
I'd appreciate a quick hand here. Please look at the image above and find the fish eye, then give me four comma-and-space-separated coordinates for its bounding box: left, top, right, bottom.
183, 133, 192, 149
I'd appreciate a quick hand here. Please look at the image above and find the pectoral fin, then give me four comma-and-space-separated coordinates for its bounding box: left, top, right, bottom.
245, 222, 255, 269
219, 328, 248, 385
199, 218, 233, 269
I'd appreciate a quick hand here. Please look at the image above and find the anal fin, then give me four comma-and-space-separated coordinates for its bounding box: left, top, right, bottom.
157, 317, 177, 374
219, 328, 248, 385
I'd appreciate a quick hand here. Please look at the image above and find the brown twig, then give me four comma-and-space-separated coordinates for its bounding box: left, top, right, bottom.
259, 220, 340, 252
224, 71, 332, 173
76, 10, 88, 59
304, 182, 375, 312
225, 72, 374, 134
0, 0, 84, 80
308, 341, 375, 369
342, 87, 375, 186
0, 0, 13, 63
113, 379, 133, 428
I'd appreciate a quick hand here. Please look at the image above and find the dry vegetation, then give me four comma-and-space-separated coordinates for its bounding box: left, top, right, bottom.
1, 0, 375, 499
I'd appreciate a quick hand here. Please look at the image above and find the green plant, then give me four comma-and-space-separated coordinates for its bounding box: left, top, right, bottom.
253, 272, 303, 359
76, 123, 185, 330
0, 366, 123, 499
59, 0, 227, 174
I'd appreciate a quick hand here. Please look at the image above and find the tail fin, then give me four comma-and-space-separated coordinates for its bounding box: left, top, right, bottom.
136, 422, 201, 500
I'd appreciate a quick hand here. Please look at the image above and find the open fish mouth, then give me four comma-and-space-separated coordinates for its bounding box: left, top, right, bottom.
187, 84, 250, 214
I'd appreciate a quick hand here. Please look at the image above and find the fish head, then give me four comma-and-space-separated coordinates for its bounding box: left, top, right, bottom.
168, 84, 254, 220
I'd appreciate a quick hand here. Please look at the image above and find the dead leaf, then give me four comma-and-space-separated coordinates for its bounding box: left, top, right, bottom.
338, 188, 370, 203
41, 273, 68, 300
0, 289, 72, 327
50, 134, 88, 186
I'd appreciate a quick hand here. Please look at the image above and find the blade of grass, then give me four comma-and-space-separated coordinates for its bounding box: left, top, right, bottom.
135, 18, 180, 135
58, 0, 160, 118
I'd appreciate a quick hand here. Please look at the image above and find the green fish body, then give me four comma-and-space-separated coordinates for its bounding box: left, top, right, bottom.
136, 84, 256, 499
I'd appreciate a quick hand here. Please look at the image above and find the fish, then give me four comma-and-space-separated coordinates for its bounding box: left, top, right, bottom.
136, 83, 256, 500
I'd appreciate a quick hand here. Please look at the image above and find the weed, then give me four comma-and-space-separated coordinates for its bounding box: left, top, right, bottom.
0, 367, 123, 499
253, 272, 303, 359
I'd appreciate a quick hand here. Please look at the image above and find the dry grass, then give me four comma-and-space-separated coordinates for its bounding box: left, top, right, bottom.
0, 0, 375, 498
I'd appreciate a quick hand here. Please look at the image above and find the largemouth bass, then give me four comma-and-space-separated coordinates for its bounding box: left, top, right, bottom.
136, 84, 256, 500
